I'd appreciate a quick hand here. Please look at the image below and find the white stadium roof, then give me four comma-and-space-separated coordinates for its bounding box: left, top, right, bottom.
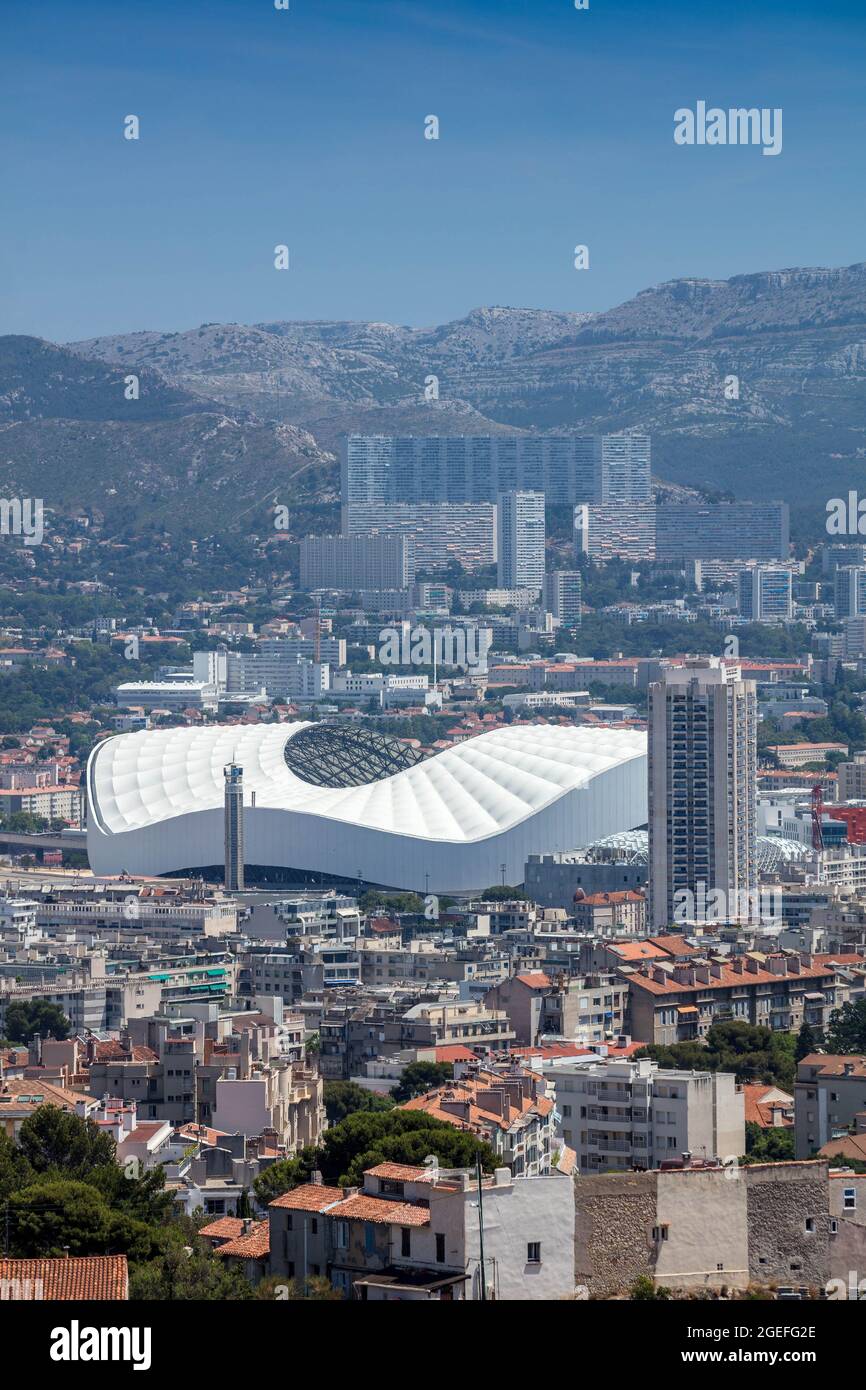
87, 721, 648, 893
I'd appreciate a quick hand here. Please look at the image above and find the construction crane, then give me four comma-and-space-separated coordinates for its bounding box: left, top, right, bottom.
812, 782, 866, 848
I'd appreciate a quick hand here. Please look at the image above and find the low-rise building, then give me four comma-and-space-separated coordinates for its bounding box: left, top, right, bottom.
545, 1054, 745, 1174
399, 1063, 556, 1176
268, 1160, 576, 1300
626, 953, 839, 1046
794, 1053, 866, 1159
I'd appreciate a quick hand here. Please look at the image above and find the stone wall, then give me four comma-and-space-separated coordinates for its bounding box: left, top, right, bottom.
574, 1173, 658, 1297
745, 1160, 830, 1287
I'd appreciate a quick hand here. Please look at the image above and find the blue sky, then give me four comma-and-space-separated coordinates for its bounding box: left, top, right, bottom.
2, 0, 864, 340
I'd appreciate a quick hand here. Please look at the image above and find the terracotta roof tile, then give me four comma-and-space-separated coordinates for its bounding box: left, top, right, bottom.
269, 1184, 344, 1212
366, 1163, 431, 1181
198, 1216, 245, 1240
213, 1221, 270, 1260
0, 1255, 128, 1300
336, 1194, 430, 1226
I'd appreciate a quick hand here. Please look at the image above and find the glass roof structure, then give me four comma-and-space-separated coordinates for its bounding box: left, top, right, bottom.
283, 724, 424, 788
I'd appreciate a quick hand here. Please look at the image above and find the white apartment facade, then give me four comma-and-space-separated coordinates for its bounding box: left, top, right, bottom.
545, 1055, 745, 1174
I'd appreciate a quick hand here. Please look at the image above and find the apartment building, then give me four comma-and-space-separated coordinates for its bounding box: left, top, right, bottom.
738, 565, 794, 622
654, 501, 790, 564
497, 491, 545, 589
316, 995, 516, 1081
399, 1064, 557, 1176
212, 1062, 324, 1151
268, 1159, 576, 1300
545, 1055, 744, 1174
648, 658, 758, 931
484, 971, 627, 1046
794, 1053, 866, 1159
571, 889, 646, 937
299, 534, 414, 592
340, 433, 650, 511
626, 953, 840, 1046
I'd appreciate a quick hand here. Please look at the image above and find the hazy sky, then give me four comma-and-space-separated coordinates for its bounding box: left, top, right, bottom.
2, 0, 864, 340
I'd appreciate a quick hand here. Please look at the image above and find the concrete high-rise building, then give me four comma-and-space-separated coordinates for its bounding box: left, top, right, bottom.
497, 491, 545, 589
655, 502, 789, 563
648, 658, 758, 931
341, 433, 650, 519
299, 534, 414, 592
343, 503, 496, 573
579, 503, 657, 562
543, 570, 582, 627
738, 566, 794, 622
224, 763, 245, 892
834, 567, 866, 619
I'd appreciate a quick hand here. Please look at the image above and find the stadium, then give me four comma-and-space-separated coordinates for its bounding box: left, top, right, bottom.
86, 722, 648, 894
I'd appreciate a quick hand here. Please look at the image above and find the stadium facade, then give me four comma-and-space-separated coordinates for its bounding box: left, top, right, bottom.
86, 723, 648, 894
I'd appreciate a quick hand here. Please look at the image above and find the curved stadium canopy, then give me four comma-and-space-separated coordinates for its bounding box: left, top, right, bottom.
86, 722, 648, 893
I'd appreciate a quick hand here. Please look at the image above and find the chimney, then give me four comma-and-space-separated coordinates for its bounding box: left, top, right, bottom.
311, 1169, 323, 1186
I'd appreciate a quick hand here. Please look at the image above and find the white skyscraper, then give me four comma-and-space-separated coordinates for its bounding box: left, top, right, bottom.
834, 566, 866, 620
497, 491, 545, 589
648, 658, 758, 931
738, 565, 794, 622
543, 570, 582, 627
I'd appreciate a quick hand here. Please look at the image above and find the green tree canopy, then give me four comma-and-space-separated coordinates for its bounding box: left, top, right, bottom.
317, 1109, 497, 1189
252, 1152, 318, 1207
795, 1022, 821, 1062
17, 1104, 116, 1178
323, 1080, 394, 1126
742, 1123, 795, 1164
824, 999, 866, 1054
636, 1021, 797, 1088
4, 999, 71, 1043
390, 1062, 453, 1103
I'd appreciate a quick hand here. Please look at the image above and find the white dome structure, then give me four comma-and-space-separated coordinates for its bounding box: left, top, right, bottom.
86, 722, 648, 893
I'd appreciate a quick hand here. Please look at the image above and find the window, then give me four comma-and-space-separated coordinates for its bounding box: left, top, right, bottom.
401, 1227, 411, 1257
830, 1219, 839, 1234
335, 1220, 348, 1249
805, 1217, 815, 1234
844, 1188, 857, 1211
652, 1226, 669, 1243
311, 1218, 318, 1235
527, 1242, 541, 1264
435, 1233, 445, 1263
286, 1214, 293, 1231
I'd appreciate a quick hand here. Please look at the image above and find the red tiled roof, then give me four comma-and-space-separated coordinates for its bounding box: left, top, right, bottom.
433, 1045, 478, 1064
577, 890, 645, 906
820, 1134, 866, 1162
799, 1053, 866, 1079
199, 1217, 245, 1240
630, 960, 836, 997
0, 1255, 128, 1300
514, 972, 552, 989
213, 1220, 270, 1260
269, 1184, 344, 1212
811, 954, 866, 969
739, 1084, 794, 1129
336, 1194, 431, 1226
366, 1163, 431, 1181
